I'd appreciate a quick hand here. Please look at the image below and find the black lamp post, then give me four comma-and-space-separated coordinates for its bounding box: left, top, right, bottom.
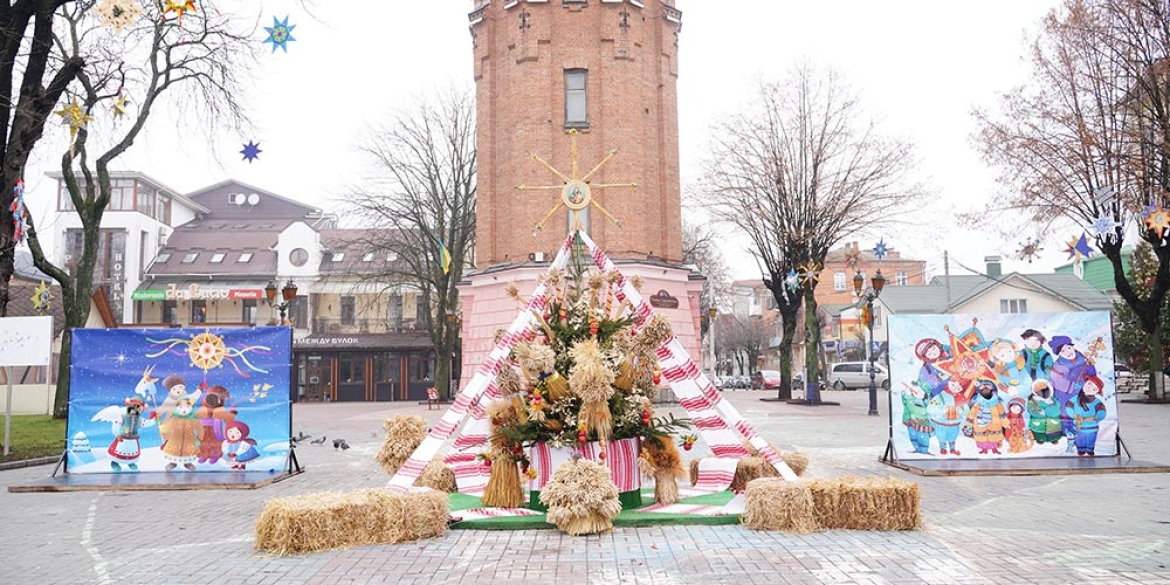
853, 269, 886, 416
707, 307, 717, 376
265, 279, 298, 326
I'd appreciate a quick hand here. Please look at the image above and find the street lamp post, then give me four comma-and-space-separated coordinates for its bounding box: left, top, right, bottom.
265, 279, 298, 326
853, 269, 886, 416
708, 307, 717, 377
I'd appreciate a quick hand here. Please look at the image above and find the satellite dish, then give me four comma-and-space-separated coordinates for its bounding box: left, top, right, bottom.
234, 194, 245, 206
247, 193, 260, 206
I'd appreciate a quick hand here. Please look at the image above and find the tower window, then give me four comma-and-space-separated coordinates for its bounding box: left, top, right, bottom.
565, 69, 588, 128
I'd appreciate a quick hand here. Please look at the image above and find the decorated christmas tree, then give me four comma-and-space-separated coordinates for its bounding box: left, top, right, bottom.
479, 247, 690, 510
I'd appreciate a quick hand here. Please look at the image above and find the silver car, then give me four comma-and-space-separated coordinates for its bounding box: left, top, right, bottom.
827, 361, 890, 390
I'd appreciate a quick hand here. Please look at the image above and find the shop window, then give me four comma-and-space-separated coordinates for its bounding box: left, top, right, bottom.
191, 300, 207, 323
242, 299, 257, 324
339, 356, 365, 383
162, 300, 177, 324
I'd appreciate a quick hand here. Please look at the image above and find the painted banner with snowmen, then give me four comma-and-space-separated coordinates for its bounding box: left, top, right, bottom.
887, 312, 1118, 460
65, 327, 292, 474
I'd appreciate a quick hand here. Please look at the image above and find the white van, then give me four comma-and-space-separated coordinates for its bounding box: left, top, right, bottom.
827, 362, 889, 390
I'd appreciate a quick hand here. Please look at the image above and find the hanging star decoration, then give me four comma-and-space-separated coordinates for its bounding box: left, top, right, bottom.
263, 16, 297, 53
784, 269, 800, 292
95, 0, 142, 33
1091, 213, 1121, 243
31, 281, 53, 315
1144, 206, 1170, 240
1015, 237, 1044, 263
1064, 233, 1094, 261
10, 179, 27, 243
843, 246, 862, 268
112, 91, 130, 120
799, 262, 822, 286
1140, 203, 1157, 219
240, 141, 261, 163
163, 0, 196, 21
873, 239, 889, 261
55, 96, 93, 144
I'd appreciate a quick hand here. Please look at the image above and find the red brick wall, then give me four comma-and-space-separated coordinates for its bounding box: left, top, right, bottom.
471, 0, 683, 267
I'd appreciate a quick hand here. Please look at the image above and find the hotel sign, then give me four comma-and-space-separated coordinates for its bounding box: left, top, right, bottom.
131, 284, 265, 302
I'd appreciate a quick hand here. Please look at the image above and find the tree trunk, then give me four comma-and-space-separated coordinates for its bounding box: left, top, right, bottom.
803, 288, 822, 404
1145, 328, 1166, 401
52, 330, 72, 418
773, 296, 800, 400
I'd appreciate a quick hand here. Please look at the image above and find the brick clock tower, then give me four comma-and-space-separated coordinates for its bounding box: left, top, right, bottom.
458, 0, 703, 385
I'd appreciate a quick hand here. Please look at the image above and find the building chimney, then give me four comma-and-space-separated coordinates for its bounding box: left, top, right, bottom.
985, 255, 1002, 278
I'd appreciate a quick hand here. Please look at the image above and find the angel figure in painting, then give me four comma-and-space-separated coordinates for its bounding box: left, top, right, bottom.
91, 397, 156, 471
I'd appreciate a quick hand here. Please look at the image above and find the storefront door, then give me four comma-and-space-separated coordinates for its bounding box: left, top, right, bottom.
303, 356, 330, 402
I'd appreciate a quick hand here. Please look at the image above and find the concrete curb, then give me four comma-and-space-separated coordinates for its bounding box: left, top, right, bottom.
0, 456, 58, 472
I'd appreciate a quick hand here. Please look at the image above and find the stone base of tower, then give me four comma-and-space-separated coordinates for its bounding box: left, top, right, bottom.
457, 261, 706, 397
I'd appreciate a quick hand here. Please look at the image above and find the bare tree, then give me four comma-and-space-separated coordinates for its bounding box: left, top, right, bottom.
716, 313, 771, 377
0, 0, 84, 315
703, 64, 924, 402
23, 1, 257, 416
345, 89, 476, 400
681, 220, 730, 340
974, 0, 1170, 401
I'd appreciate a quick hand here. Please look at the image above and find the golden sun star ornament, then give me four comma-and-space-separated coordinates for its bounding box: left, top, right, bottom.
95, 0, 142, 34
799, 262, 822, 286
55, 97, 93, 143
1144, 207, 1170, 240
31, 281, 52, 315
518, 129, 636, 236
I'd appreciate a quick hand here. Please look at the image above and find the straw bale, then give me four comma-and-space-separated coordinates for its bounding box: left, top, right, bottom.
540, 457, 622, 535
781, 451, 809, 477
741, 478, 819, 533
813, 476, 920, 531
415, 457, 457, 492
254, 488, 448, 556
730, 456, 777, 492
375, 416, 428, 476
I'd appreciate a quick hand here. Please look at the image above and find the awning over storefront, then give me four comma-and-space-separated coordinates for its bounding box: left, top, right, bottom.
293, 332, 433, 351
132, 280, 271, 302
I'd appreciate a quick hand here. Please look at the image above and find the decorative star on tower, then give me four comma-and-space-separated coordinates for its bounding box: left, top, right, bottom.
240, 141, 261, 163
518, 129, 636, 236
263, 16, 297, 53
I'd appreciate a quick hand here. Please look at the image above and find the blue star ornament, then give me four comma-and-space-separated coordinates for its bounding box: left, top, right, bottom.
263, 16, 296, 53
873, 239, 889, 260
240, 141, 262, 163
1090, 214, 1120, 243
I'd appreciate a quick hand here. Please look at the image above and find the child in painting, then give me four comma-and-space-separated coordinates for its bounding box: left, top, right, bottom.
1049, 335, 1091, 452
1019, 329, 1054, 382
106, 398, 153, 471
1026, 379, 1063, 445
222, 421, 260, 470
1004, 398, 1033, 454
159, 396, 202, 471
964, 380, 1009, 455
988, 338, 1029, 395
901, 381, 934, 454
927, 379, 969, 455
1067, 375, 1108, 456
914, 338, 949, 399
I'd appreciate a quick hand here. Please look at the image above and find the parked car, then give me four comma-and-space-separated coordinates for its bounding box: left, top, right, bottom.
734, 375, 751, 389
827, 361, 889, 390
750, 370, 782, 390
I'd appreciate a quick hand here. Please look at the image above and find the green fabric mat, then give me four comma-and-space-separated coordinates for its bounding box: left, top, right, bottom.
448, 490, 741, 530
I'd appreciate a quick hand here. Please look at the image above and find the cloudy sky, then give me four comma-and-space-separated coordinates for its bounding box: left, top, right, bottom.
25, 0, 1066, 281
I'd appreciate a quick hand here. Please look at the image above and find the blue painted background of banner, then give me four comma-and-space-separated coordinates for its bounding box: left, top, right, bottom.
65, 327, 292, 474
887, 312, 1118, 460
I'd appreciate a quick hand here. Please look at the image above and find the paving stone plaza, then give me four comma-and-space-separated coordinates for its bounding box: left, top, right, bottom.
2, 389, 1168, 585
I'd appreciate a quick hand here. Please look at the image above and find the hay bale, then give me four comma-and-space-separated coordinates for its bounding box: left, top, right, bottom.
414, 457, 457, 492
780, 451, 809, 476
730, 456, 777, 492
834, 476, 920, 530
254, 488, 448, 556
375, 415, 428, 476
741, 478, 819, 533
540, 457, 622, 535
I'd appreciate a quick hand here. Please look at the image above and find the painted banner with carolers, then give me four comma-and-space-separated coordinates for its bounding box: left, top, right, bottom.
66, 327, 292, 474
887, 312, 1118, 460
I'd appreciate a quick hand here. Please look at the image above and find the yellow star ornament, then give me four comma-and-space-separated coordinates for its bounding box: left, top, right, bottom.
55, 97, 93, 142
164, 0, 196, 20
31, 280, 52, 315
